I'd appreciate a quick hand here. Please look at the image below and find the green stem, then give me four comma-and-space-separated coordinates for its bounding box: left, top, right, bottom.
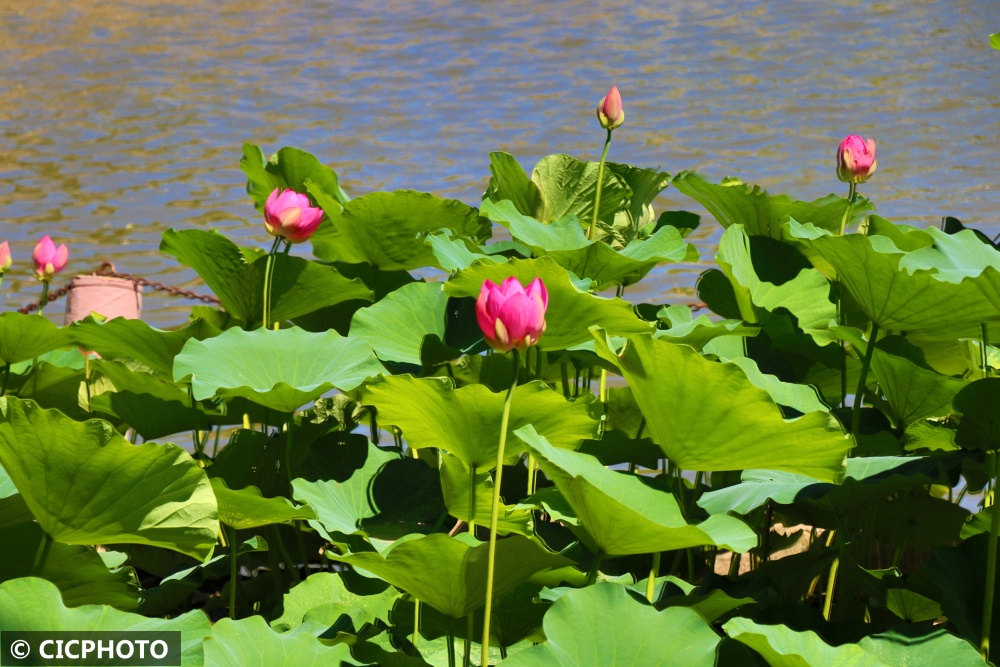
412, 599, 421, 649
586, 551, 605, 585
981, 450, 1000, 659
229, 526, 239, 619
560, 361, 570, 399
1, 363, 10, 397
851, 323, 880, 436
839, 182, 857, 236
480, 348, 520, 667
526, 455, 536, 497
586, 129, 613, 241
646, 552, 661, 603
823, 555, 840, 620
982, 323, 991, 379
464, 613, 473, 667
447, 617, 457, 667
468, 465, 477, 535
285, 418, 295, 491
262, 237, 281, 329
271, 526, 300, 584
31, 532, 53, 576
37, 280, 50, 316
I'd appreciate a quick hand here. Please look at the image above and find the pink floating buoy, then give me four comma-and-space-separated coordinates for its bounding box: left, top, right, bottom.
65, 274, 142, 324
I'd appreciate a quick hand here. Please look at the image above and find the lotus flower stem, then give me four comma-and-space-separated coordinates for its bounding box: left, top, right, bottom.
469, 467, 477, 535
838, 182, 857, 236
646, 552, 661, 602
851, 323, 880, 436
982, 450, 1000, 659
982, 323, 991, 379
526, 455, 536, 497
587, 129, 613, 241
412, 599, 420, 648
560, 361, 570, 398
31, 533, 53, 576
229, 526, 239, 619
447, 617, 457, 667
261, 236, 282, 329
481, 348, 520, 667
37, 280, 50, 316
464, 613, 473, 667
586, 551, 605, 585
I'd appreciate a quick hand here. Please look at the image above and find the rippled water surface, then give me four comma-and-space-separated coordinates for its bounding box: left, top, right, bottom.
2, 0, 998, 326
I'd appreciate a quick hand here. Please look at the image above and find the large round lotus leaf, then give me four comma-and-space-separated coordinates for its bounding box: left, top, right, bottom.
0, 398, 218, 560
0, 577, 210, 663
724, 617, 982, 667
516, 425, 756, 555
174, 327, 384, 413
69, 316, 220, 377
160, 228, 373, 326
350, 281, 453, 365
362, 375, 598, 471
438, 452, 531, 535
444, 256, 652, 350
503, 583, 720, 667
593, 330, 850, 481
328, 533, 572, 619
0, 313, 72, 365
210, 479, 316, 530
204, 615, 353, 666
481, 199, 697, 289
672, 170, 871, 239
787, 219, 1000, 331
269, 571, 398, 633
309, 190, 491, 270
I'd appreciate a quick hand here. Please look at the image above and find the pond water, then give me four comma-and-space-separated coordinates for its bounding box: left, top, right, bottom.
2, 0, 999, 326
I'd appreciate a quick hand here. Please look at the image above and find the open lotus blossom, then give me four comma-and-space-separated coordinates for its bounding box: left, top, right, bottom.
0, 241, 10, 273
476, 277, 548, 352
32, 235, 69, 281
263, 187, 324, 243
597, 85, 625, 131
836, 134, 877, 184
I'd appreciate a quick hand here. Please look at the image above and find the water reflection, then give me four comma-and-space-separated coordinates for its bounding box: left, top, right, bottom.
1, 0, 997, 325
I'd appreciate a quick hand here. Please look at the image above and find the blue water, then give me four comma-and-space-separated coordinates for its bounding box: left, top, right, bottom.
1, 0, 998, 325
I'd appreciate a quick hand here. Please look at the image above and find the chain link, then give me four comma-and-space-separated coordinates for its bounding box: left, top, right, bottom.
17, 262, 220, 315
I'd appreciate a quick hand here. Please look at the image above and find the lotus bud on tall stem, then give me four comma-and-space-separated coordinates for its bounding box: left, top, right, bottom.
588, 85, 623, 241
475, 276, 547, 667
0, 241, 10, 292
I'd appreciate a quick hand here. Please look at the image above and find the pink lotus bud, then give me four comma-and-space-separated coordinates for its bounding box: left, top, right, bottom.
596, 85, 625, 131
263, 187, 324, 244
836, 135, 877, 184
0, 242, 10, 273
476, 277, 548, 353
32, 235, 69, 281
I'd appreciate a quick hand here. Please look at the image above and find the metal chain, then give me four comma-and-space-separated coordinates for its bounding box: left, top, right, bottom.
17, 262, 220, 314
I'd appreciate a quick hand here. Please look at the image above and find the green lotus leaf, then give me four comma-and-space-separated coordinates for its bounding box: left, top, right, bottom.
898, 226, 1000, 281
484, 152, 629, 229
516, 425, 756, 555
292, 437, 444, 542
865, 335, 969, 427
698, 454, 964, 519
786, 219, 1000, 331
309, 190, 491, 270
0, 522, 139, 610
439, 453, 531, 535
174, 327, 384, 413
0, 312, 72, 365
672, 171, 871, 239
90, 359, 213, 440
240, 143, 350, 215
593, 330, 850, 481
725, 617, 981, 667
716, 225, 837, 344
204, 615, 353, 666
425, 230, 506, 273
0, 578, 210, 664
5, 361, 91, 422
351, 281, 458, 365
270, 571, 397, 633
481, 199, 697, 289
444, 256, 653, 350
604, 161, 673, 238
503, 584, 720, 667
68, 316, 221, 376
953, 378, 1000, 451
362, 375, 598, 471
161, 228, 373, 326
0, 398, 218, 560
328, 533, 571, 619
210, 479, 316, 530
654, 304, 759, 351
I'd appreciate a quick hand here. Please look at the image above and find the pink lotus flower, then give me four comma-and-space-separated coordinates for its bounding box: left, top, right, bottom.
597, 85, 625, 131
32, 235, 69, 281
263, 187, 324, 243
836, 135, 877, 184
476, 277, 548, 353
0, 242, 10, 272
